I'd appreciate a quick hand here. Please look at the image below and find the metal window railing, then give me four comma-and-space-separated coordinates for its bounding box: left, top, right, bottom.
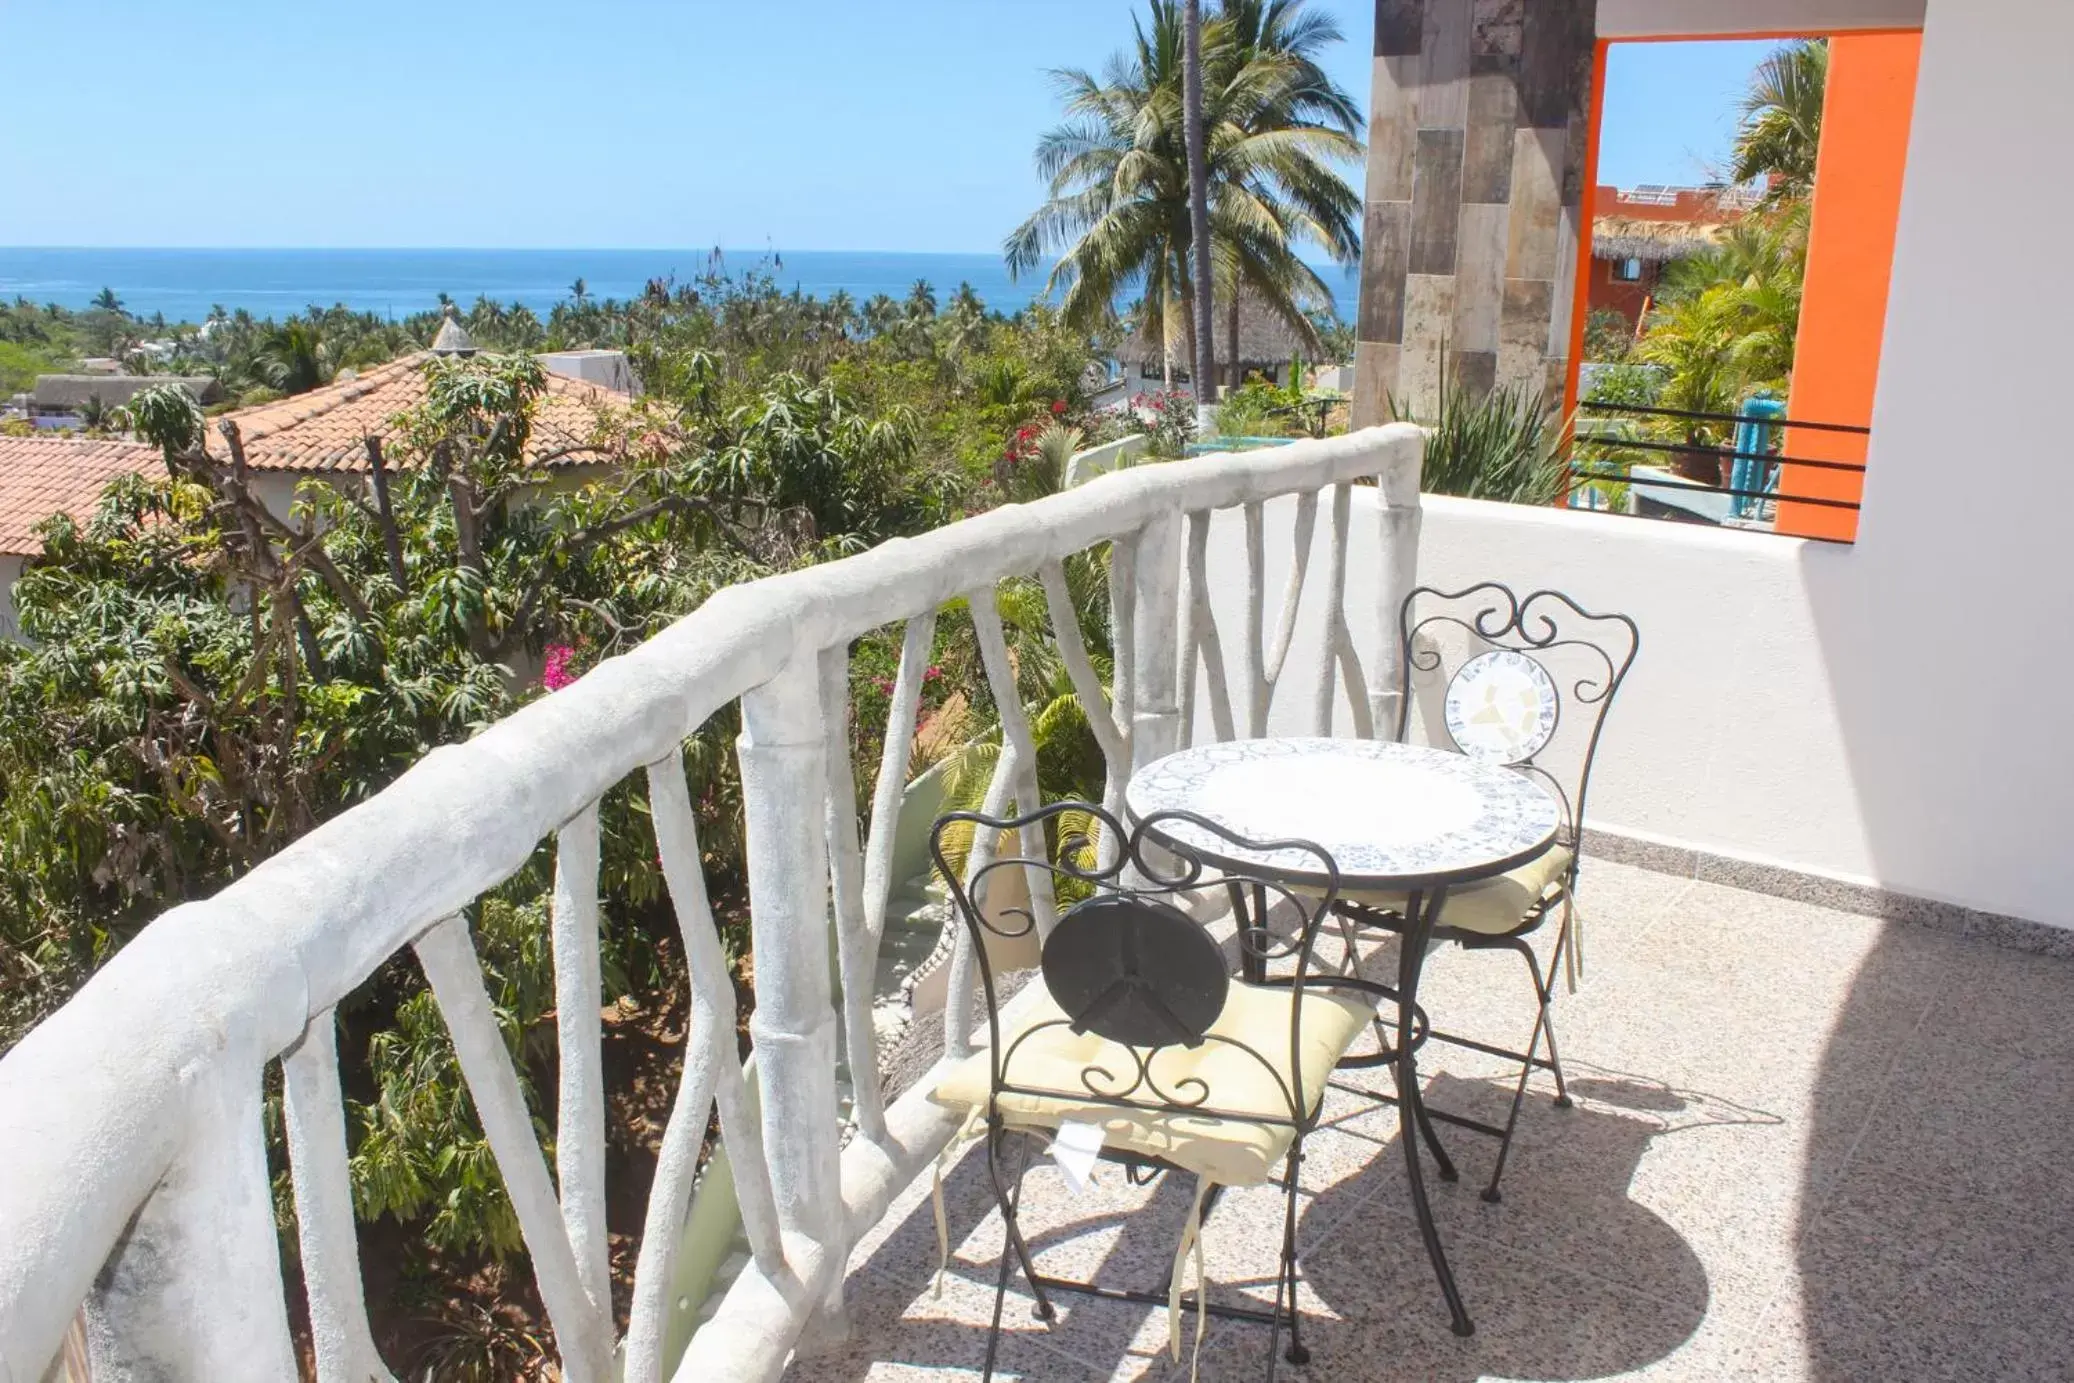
1568, 400, 1872, 541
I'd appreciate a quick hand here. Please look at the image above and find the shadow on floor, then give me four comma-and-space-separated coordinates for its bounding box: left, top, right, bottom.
810, 1067, 1747, 1380
1275, 1070, 1714, 1380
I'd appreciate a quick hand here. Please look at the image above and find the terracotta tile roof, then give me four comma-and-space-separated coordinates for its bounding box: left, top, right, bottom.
0, 436, 159, 556
220, 352, 634, 473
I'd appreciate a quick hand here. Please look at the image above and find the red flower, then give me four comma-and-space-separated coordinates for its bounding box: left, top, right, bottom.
1050, 399, 1067, 415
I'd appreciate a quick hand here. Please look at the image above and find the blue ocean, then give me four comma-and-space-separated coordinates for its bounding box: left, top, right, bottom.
0, 247, 1360, 328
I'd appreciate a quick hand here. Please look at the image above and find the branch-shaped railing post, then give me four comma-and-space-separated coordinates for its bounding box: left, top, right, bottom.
415, 916, 614, 1383
1372, 433, 1426, 738
550, 803, 612, 1319
282, 1009, 396, 1383
736, 658, 848, 1344
1311, 482, 1374, 739
1130, 512, 1183, 773
967, 586, 1059, 941
820, 643, 888, 1144
83, 1068, 299, 1380
624, 752, 783, 1381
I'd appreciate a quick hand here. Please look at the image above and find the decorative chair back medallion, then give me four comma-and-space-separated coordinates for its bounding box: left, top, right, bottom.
1444, 648, 1559, 765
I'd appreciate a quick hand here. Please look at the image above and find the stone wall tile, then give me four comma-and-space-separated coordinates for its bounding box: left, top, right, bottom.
1471, 0, 1525, 59
1410, 129, 1466, 275
1376, 0, 1426, 57
1353, 340, 1403, 428
1366, 55, 1421, 202
1451, 201, 1509, 354
1498, 278, 1555, 393
1518, 0, 1594, 130
1452, 348, 1498, 399
1461, 70, 1520, 202
1401, 274, 1458, 418
1417, 0, 1472, 130
1546, 204, 1581, 358
1506, 126, 1565, 280
1358, 200, 1413, 344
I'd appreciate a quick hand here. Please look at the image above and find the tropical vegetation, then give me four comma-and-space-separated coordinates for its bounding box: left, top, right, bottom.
1582, 39, 1827, 487
0, 267, 1154, 1370
1007, 0, 1362, 386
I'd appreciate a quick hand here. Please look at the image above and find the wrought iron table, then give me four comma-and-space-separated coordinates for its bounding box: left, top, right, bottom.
1124, 735, 1563, 1337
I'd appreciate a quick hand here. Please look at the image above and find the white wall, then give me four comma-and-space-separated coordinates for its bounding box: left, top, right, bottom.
1796, 0, 2074, 928
1202, 0, 2074, 929
1597, 0, 1925, 38
1201, 495, 1880, 899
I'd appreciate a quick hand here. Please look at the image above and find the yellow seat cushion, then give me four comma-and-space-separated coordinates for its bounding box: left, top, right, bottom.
1332, 845, 1573, 936
931, 980, 1374, 1187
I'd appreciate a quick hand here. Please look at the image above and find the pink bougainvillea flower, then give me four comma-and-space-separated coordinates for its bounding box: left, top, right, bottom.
542, 643, 578, 691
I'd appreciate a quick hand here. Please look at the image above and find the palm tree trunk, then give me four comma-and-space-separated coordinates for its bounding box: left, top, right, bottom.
1181, 0, 1218, 405
1227, 293, 1241, 390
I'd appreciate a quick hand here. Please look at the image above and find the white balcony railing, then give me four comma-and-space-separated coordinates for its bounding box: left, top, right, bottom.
0, 425, 1425, 1383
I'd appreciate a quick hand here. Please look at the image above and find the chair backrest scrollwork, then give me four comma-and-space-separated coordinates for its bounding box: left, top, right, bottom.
1399, 583, 1639, 848
929, 803, 1342, 1130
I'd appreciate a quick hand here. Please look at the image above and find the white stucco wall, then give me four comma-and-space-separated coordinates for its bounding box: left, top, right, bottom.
1201, 495, 1880, 901
1597, 0, 1925, 38
1794, 0, 2074, 928
1203, 0, 2073, 929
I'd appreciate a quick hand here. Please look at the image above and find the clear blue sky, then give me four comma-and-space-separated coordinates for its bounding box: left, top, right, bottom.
0, 3, 1778, 249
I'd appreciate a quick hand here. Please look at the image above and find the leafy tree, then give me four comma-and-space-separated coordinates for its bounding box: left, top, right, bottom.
1006, 0, 1361, 372
90, 287, 124, 315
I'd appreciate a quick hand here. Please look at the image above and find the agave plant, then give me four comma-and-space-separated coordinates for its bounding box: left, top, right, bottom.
1391, 369, 1570, 506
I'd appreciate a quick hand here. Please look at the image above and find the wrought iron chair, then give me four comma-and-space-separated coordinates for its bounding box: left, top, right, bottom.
1335, 583, 1638, 1202
927, 802, 1438, 1379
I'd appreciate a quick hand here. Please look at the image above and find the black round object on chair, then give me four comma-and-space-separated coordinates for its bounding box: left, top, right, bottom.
1041, 895, 1230, 1049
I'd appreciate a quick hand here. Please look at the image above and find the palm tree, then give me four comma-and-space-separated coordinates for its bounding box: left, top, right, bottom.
1007, 0, 1362, 379
1182, 0, 1218, 399
90, 287, 125, 316
569, 277, 589, 306
861, 294, 901, 338
905, 280, 938, 320
253, 321, 334, 395
1731, 40, 1828, 203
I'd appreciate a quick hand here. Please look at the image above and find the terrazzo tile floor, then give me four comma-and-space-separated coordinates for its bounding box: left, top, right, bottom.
783, 861, 2074, 1381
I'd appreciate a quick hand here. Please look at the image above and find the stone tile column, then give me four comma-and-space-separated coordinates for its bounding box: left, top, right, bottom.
1353, 0, 1597, 426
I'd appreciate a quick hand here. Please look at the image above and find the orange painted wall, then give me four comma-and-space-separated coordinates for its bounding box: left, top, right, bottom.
1777, 31, 1922, 541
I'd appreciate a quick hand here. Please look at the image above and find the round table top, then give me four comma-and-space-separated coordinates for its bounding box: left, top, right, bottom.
1124, 737, 1562, 890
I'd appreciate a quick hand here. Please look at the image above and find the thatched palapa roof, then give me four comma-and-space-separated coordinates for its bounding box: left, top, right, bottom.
1119, 291, 1322, 368
1591, 217, 1727, 264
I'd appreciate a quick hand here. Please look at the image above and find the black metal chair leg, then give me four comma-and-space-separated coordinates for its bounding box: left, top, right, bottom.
983, 1125, 1054, 1342
1280, 1146, 1310, 1369
1480, 942, 1549, 1204
1541, 915, 1576, 1109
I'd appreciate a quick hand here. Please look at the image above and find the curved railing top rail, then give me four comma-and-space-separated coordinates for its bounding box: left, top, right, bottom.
0, 423, 1422, 1372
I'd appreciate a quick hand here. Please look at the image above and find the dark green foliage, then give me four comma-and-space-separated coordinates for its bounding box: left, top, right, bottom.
1392, 370, 1569, 507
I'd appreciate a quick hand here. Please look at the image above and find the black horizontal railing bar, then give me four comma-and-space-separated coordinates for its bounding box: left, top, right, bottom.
1558, 494, 1860, 544
1573, 434, 1869, 473
1568, 465, 1863, 511
1578, 398, 1872, 434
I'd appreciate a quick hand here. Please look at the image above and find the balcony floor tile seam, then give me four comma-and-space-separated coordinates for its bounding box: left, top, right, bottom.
1624, 873, 1701, 948
1737, 987, 1940, 1339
